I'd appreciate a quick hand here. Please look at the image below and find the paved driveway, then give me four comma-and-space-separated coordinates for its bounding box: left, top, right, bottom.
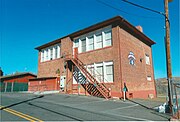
0, 93, 170, 121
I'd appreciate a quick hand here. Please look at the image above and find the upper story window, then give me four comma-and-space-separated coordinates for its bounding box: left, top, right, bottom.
55, 46, 58, 59
41, 50, 44, 62
74, 39, 79, 48
96, 33, 103, 49
73, 25, 112, 53
45, 49, 48, 61
145, 54, 150, 65
87, 36, 94, 51
50, 48, 53, 60
40, 44, 60, 62
81, 38, 86, 53
104, 30, 112, 47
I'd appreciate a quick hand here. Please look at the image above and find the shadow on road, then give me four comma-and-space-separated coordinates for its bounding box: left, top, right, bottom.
0, 95, 44, 110
27, 102, 83, 121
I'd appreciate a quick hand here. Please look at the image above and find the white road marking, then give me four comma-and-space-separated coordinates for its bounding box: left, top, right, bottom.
101, 104, 138, 112
73, 99, 107, 106
105, 112, 153, 121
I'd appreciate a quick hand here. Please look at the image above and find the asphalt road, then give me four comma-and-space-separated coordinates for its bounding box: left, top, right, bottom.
0, 93, 170, 121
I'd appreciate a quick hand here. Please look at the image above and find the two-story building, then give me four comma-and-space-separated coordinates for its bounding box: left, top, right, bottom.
29, 16, 156, 99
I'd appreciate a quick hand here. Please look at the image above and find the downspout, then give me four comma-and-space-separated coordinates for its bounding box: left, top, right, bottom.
117, 23, 123, 98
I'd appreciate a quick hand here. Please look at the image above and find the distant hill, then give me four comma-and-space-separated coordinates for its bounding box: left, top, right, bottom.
155, 77, 180, 95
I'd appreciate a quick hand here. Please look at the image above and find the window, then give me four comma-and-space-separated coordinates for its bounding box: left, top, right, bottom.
96, 63, 103, 82
74, 39, 79, 48
40, 44, 61, 62
147, 76, 152, 81
87, 64, 95, 77
45, 49, 48, 61
50, 48, 53, 60
87, 36, 94, 51
145, 54, 150, 65
41, 50, 44, 62
55, 46, 58, 59
104, 30, 112, 47
128, 51, 135, 65
105, 62, 113, 82
73, 26, 112, 53
57, 45, 60, 58
96, 33, 103, 49
81, 38, 86, 52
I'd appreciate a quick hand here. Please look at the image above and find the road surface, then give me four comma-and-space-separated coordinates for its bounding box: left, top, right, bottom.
0, 93, 170, 121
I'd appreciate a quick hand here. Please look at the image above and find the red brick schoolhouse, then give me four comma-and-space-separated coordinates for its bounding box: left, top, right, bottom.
29, 16, 156, 99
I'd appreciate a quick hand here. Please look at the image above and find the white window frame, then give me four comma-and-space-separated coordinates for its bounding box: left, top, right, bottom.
40, 43, 61, 62
72, 25, 112, 53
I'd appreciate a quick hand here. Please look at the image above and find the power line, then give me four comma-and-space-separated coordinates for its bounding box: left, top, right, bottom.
121, 0, 170, 26
121, 0, 165, 16
96, 0, 162, 19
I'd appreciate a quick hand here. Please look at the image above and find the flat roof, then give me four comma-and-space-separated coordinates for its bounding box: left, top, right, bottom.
35, 16, 155, 50
0, 72, 37, 81
29, 77, 57, 81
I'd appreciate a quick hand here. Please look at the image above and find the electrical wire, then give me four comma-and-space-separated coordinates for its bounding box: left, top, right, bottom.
121, 0, 165, 16
96, 0, 162, 19
121, 0, 170, 26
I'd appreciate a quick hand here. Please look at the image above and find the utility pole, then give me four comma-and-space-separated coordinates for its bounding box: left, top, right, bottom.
164, 0, 173, 114
121, 0, 174, 114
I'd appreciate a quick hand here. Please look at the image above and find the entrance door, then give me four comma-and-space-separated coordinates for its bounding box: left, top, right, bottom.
60, 76, 66, 92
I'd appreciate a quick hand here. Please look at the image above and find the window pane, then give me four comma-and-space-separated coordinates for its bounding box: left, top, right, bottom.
147, 76, 151, 81
88, 65, 95, 76
55, 46, 58, 58
104, 39, 112, 47
96, 33, 103, 49
146, 55, 150, 65
81, 38, 86, 52
105, 31, 111, 40
74, 39, 79, 47
106, 65, 113, 75
50, 48, 53, 60
88, 36, 94, 51
104, 31, 112, 47
41, 50, 44, 62
96, 66, 103, 82
46, 49, 48, 60
105, 65, 113, 82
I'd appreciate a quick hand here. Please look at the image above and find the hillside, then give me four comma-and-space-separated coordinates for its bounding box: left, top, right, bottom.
155, 77, 180, 95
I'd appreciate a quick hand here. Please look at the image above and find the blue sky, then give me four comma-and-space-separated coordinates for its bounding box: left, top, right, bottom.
0, 0, 179, 79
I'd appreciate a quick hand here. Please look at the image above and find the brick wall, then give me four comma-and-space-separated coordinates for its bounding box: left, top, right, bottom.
119, 26, 156, 98
36, 23, 156, 99
28, 78, 59, 92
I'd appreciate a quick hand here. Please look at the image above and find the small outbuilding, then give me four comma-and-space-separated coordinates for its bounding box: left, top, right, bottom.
0, 72, 37, 92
